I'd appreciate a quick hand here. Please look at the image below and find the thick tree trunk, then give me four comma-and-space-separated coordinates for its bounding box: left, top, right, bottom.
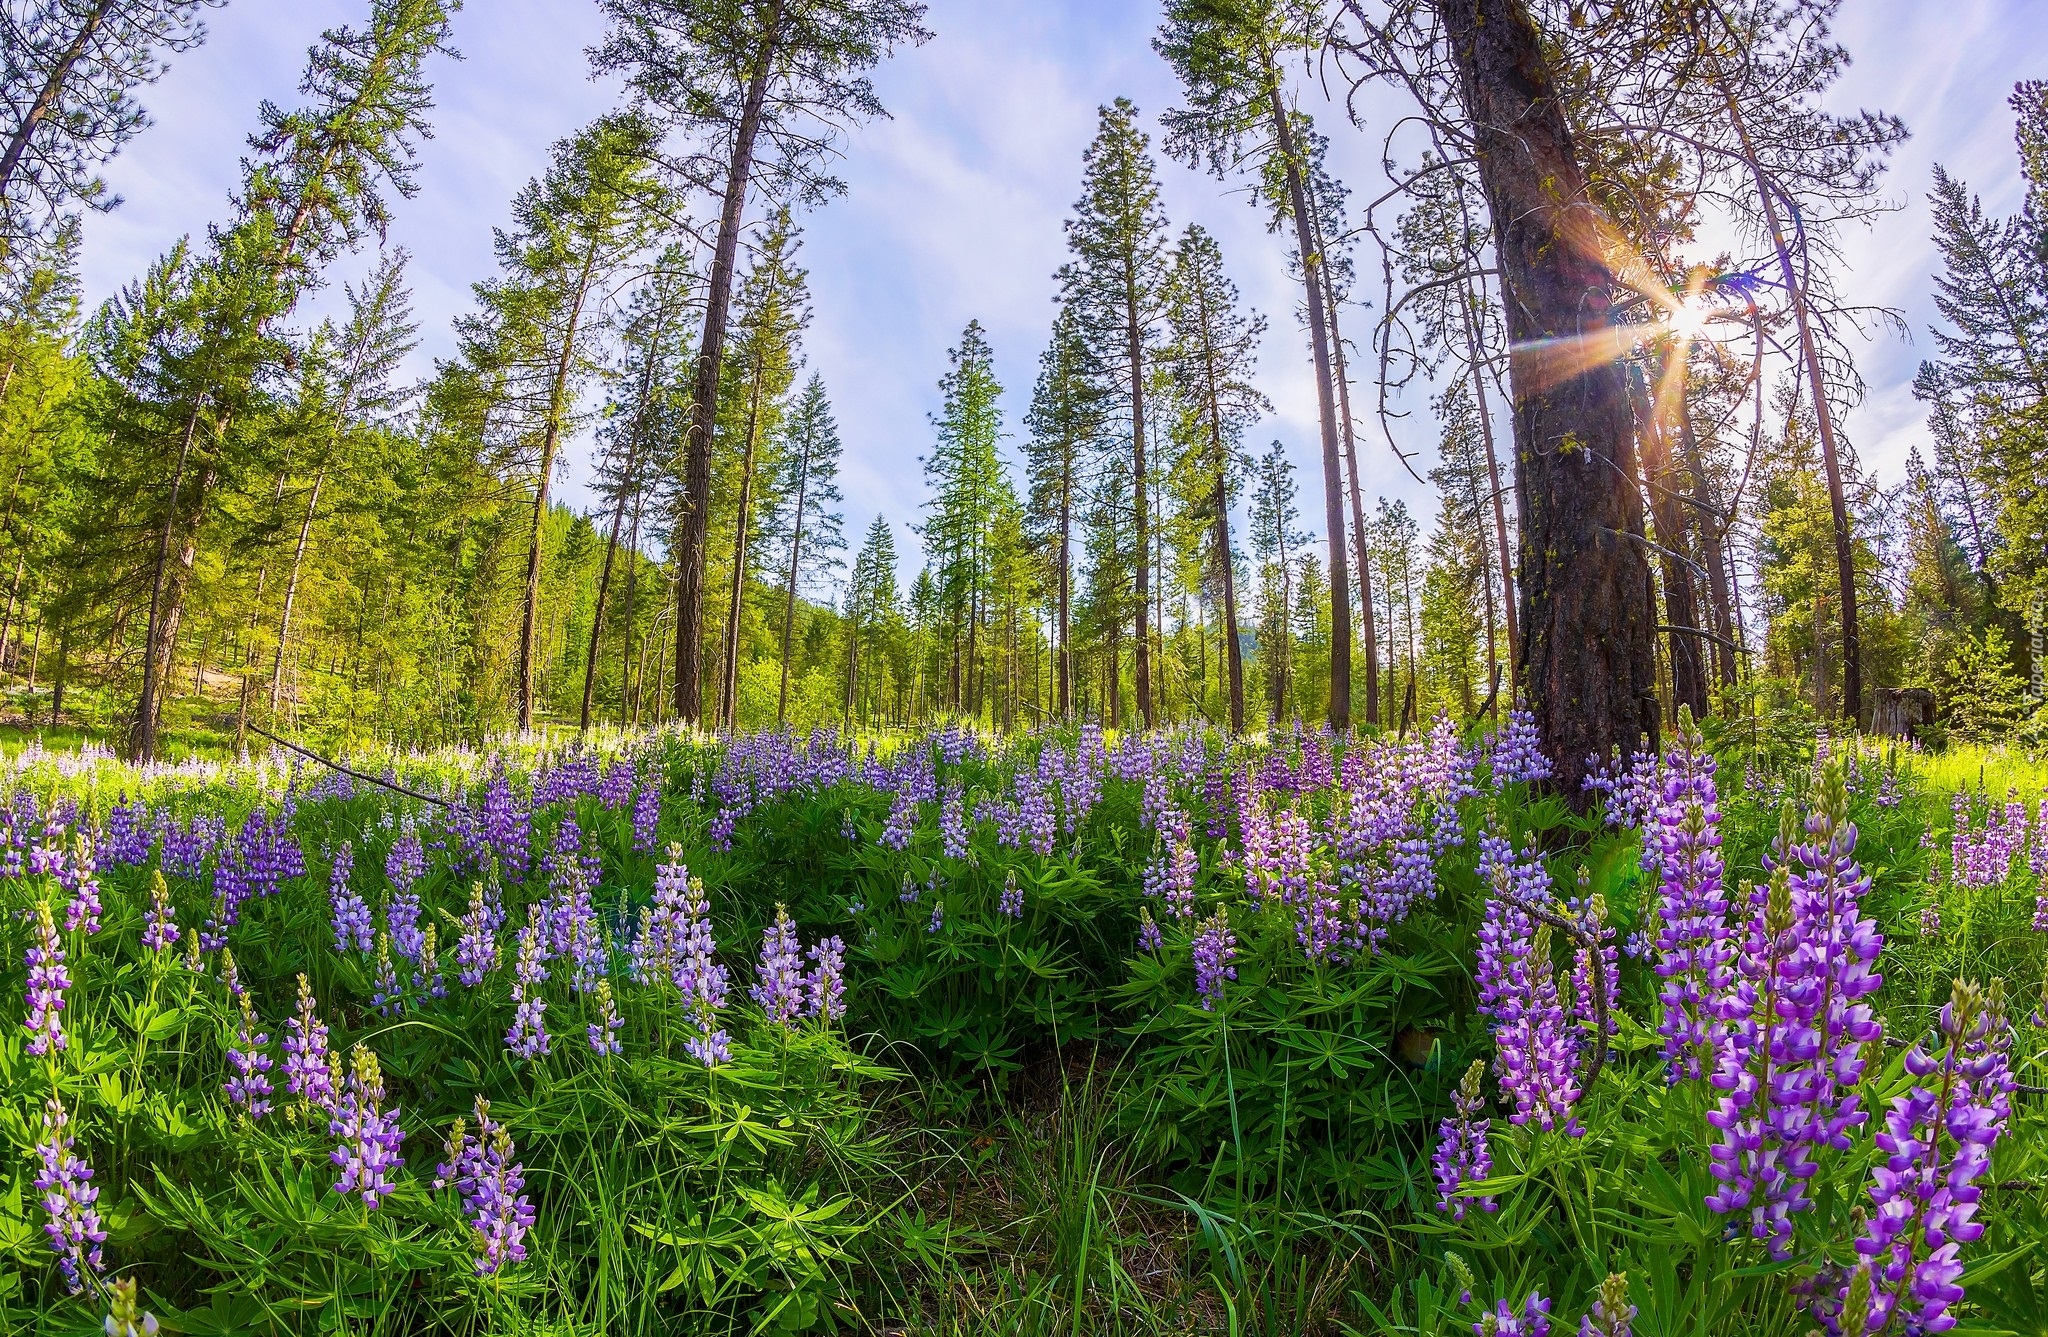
1213, 481, 1245, 733
1267, 79, 1351, 729
131, 406, 203, 762
1436, 0, 1660, 801
676, 14, 778, 728
1631, 358, 1707, 723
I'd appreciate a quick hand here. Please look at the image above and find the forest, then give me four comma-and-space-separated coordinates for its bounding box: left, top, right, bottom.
0, 0, 2045, 1333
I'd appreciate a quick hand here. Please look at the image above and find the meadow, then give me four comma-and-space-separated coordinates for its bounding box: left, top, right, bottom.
1, 717, 2044, 1336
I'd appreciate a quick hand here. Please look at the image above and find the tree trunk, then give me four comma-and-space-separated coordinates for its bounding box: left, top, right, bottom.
1127, 289, 1154, 729
1675, 398, 1739, 689
1323, 261, 1378, 726
1436, 0, 1660, 800
0, 0, 113, 200
1631, 357, 1707, 722
676, 11, 779, 729
622, 490, 644, 723
1461, 279, 1521, 674
580, 484, 630, 731
517, 245, 599, 733
1266, 75, 1351, 729
1718, 82, 1859, 724
269, 464, 325, 712
1057, 465, 1072, 717
131, 405, 204, 762
720, 367, 766, 730
776, 441, 811, 727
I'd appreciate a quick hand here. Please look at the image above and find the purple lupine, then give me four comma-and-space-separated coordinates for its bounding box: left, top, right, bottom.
1648, 736, 1733, 1082
1779, 762, 1885, 1173
806, 936, 846, 1023
103, 798, 152, 866
674, 874, 730, 1067
1853, 979, 2012, 1334
1165, 842, 1197, 922
283, 974, 338, 1114
456, 881, 498, 987
1474, 1292, 1551, 1337
879, 787, 918, 851
1137, 907, 1163, 953
24, 898, 69, 1058
1433, 1060, 1498, 1220
631, 849, 690, 984
1192, 910, 1236, 1011
436, 1098, 535, 1276
330, 844, 373, 955
371, 930, 402, 1016
142, 869, 179, 952
753, 906, 806, 1026
1489, 702, 1553, 786
224, 988, 275, 1118
587, 979, 623, 1055
387, 884, 425, 963
1704, 863, 1807, 1255
477, 773, 532, 883
1475, 835, 1581, 1135
940, 782, 970, 859
60, 834, 102, 934
632, 778, 660, 854
506, 908, 550, 1060
416, 924, 447, 1000
330, 1044, 404, 1208
1577, 1274, 1635, 1337
1567, 882, 1619, 1040
599, 759, 635, 810
998, 868, 1024, 919
927, 902, 945, 935
385, 831, 426, 894
33, 1097, 104, 1293
104, 1276, 159, 1337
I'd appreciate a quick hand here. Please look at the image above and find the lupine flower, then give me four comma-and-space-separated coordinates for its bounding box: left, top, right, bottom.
1433, 1060, 1497, 1220
104, 1276, 161, 1336
61, 834, 102, 934
24, 898, 69, 1057
1921, 901, 1942, 939
753, 905, 806, 1026
632, 778, 660, 854
940, 782, 969, 859
455, 881, 498, 987
806, 936, 846, 1023
330, 1044, 404, 1208
1489, 702, 1553, 786
1137, 907, 1163, 953
1649, 729, 1733, 1082
1779, 764, 1885, 1174
34, 1097, 104, 1293
1704, 864, 1808, 1255
436, 1098, 535, 1276
142, 869, 178, 952
329, 844, 372, 954
385, 831, 426, 894
1567, 881, 1619, 1039
674, 875, 730, 1067
1192, 910, 1236, 1011
1853, 979, 2012, 1335
1474, 1291, 1551, 1337
927, 902, 945, 935
283, 974, 337, 1114
371, 929, 402, 1016
224, 978, 275, 1118
587, 979, 623, 1055
1577, 1273, 1635, 1337
998, 868, 1024, 919
506, 908, 550, 1060
388, 883, 425, 964
416, 924, 446, 1000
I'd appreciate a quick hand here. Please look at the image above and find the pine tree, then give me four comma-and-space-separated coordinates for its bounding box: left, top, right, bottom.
0, 0, 213, 234
762, 372, 844, 725
457, 112, 661, 732
593, 0, 929, 728
1248, 440, 1298, 722
921, 319, 1009, 719
1161, 223, 1265, 732
1023, 303, 1102, 719
1157, 0, 1354, 727
1058, 98, 1169, 728
845, 514, 898, 724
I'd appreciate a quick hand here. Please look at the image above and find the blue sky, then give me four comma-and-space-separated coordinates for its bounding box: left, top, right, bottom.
76, 0, 2047, 571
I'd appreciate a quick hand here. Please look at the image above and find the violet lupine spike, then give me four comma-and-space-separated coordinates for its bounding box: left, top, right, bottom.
1853, 979, 2013, 1335
675, 874, 731, 1067
24, 898, 69, 1058
1779, 762, 1885, 1172
416, 924, 446, 1000
806, 936, 846, 1022
506, 908, 550, 1060
753, 905, 806, 1026
1192, 910, 1236, 1011
330, 1043, 404, 1208
631, 778, 660, 855
61, 834, 102, 934
385, 831, 426, 894
455, 881, 498, 987
33, 1097, 104, 1294
998, 868, 1024, 920
371, 929, 402, 1016
1137, 907, 1163, 953
224, 988, 275, 1118
388, 885, 425, 963
142, 869, 179, 952
283, 974, 338, 1114
1703, 865, 1808, 1256
1433, 1060, 1497, 1221
329, 843, 372, 955
1577, 1274, 1635, 1337
1567, 881, 1619, 1040
1488, 701, 1553, 787
1649, 728, 1733, 1083
437, 1098, 535, 1276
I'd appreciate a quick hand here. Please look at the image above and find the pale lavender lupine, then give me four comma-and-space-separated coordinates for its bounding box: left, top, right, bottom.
329, 844, 373, 955
436, 1098, 536, 1276
506, 908, 550, 1060
806, 936, 846, 1022
753, 905, 806, 1025
1577, 1274, 1635, 1337
142, 869, 178, 952
33, 1097, 103, 1293
223, 966, 275, 1118
60, 834, 101, 934
1473, 1292, 1551, 1337
330, 1044, 404, 1208
1649, 730, 1733, 1082
1192, 910, 1236, 1011
587, 979, 623, 1055
1137, 907, 1163, 953
283, 974, 338, 1113
24, 898, 68, 1057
